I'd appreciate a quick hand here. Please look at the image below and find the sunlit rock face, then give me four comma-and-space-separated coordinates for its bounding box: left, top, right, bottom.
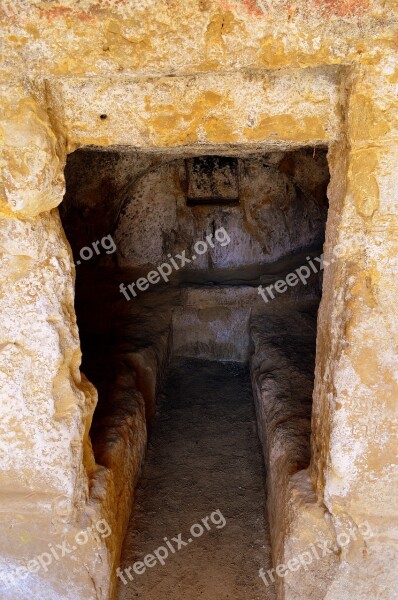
0, 1, 398, 599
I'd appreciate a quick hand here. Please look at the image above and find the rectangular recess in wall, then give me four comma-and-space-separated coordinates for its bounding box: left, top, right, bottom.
185, 156, 240, 206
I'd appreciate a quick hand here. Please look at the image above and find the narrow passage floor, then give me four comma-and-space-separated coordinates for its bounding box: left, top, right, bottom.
118, 359, 274, 600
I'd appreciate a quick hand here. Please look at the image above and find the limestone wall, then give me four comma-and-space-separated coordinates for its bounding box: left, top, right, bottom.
310, 63, 398, 600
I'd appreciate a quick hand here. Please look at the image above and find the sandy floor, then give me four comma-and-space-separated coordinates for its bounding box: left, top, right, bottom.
117, 359, 275, 600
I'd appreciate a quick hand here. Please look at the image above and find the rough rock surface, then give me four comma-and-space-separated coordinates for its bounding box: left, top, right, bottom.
115, 149, 329, 269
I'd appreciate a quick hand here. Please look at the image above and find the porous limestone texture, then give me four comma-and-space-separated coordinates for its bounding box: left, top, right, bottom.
0, 86, 66, 217
1, 1, 397, 82
1, 1, 398, 599
310, 63, 398, 600
115, 149, 329, 270
0, 210, 94, 504
47, 67, 340, 150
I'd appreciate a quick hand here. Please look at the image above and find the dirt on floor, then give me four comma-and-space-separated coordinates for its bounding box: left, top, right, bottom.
117, 359, 275, 600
